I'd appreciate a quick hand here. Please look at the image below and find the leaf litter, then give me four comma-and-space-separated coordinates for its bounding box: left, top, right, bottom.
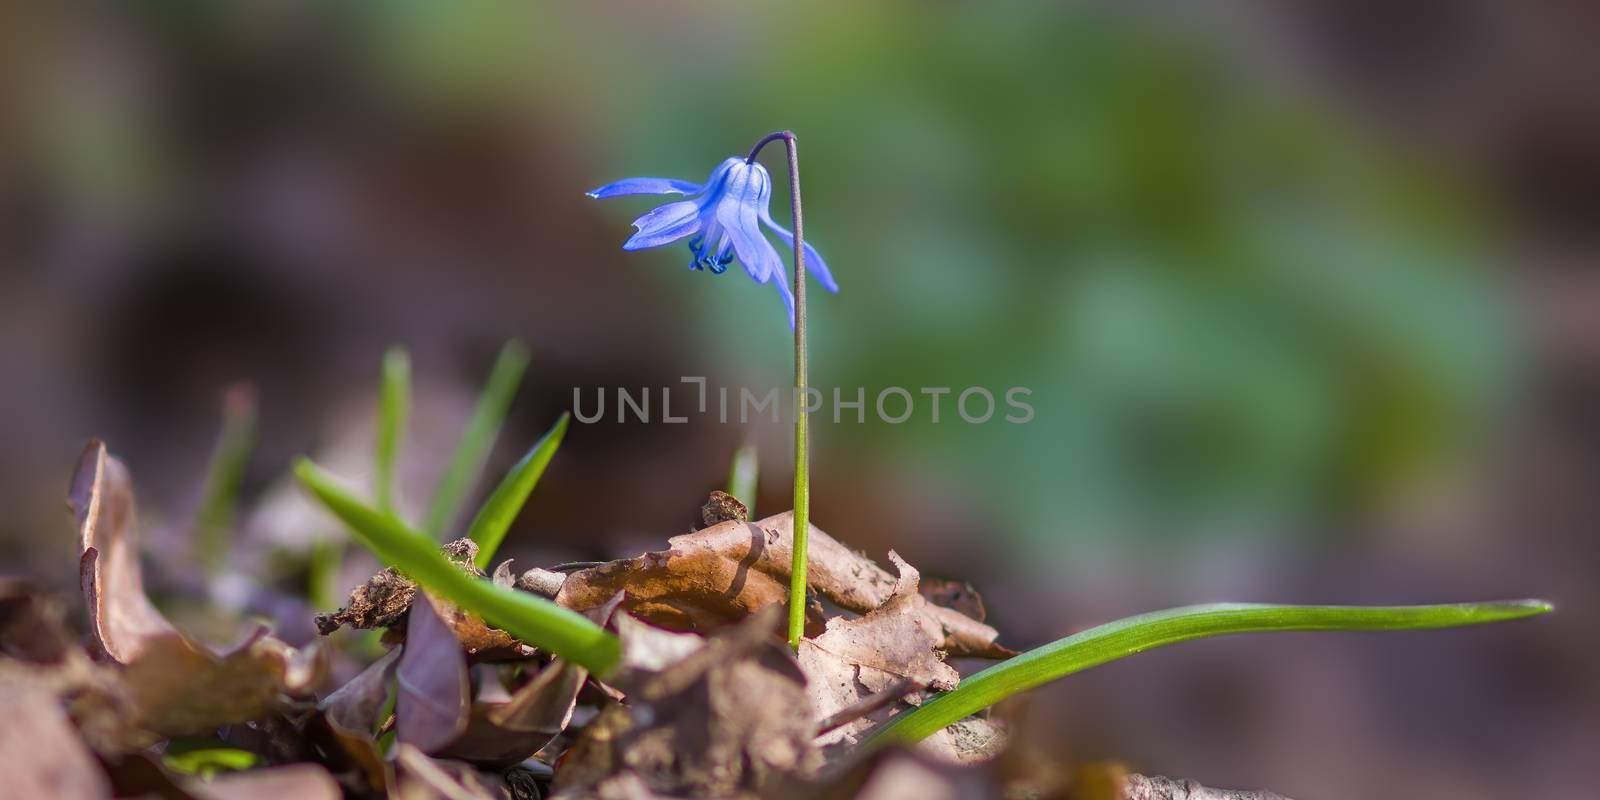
0, 447, 1273, 799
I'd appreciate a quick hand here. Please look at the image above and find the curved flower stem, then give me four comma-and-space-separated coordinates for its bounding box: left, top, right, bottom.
750, 130, 809, 649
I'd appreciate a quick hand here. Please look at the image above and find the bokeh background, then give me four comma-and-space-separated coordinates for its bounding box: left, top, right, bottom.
2, 2, 1596, 797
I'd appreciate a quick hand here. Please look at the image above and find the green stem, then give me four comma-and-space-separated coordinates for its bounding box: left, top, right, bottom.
751, 131, 810, 650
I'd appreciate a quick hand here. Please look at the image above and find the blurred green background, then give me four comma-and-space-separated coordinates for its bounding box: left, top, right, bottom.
1, 2, 1595, 797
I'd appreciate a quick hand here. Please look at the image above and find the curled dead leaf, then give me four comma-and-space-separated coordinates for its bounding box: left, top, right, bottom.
70, 440, 180, 665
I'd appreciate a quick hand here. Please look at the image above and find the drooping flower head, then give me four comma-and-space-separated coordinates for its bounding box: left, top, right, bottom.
588, 157, 837, 326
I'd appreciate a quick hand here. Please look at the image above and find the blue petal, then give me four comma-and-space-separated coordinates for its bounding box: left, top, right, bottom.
771, 261, 796, 329
760, 209, 838, 293
716, 165, 783, 285
623, 201, 703, 250
587, 177, 701, 199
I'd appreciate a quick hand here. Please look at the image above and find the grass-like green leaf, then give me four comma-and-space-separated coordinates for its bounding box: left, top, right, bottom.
196, 385, 257, 571
374, 346, 412, 515
725, 442, 758, 516
162, 744, 261, 778
306, 537, 344, 611
423, 341, 530, 539
467, 413, 570, 569
866, 600, 1553, 746
295, 458, 620, 676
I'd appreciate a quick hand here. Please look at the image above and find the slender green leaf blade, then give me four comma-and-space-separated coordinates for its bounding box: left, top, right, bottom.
423, 341, 530, 538
725, 442, 758, 515
162, 744, 260, 777
295, 458, 620, 676
196, 385, 257, 571
467, 413, 570, 569
867, 600, 1552, 745
374, 346, 412, 515
307, 537, 344, 611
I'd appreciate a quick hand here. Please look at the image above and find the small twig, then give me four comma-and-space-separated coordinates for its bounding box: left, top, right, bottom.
815, 677, 924, 736
1122, 773, 1293, 800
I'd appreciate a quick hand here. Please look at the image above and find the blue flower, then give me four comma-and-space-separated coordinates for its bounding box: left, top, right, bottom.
589, 157, 837, 325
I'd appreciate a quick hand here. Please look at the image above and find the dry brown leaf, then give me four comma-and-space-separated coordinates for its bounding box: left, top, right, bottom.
553, 608, 819, 799
67, 441, 326, 753
0, 580, 78, 664
0, 678, 113, 799
807, 552, 959, 690
918, 578, 987, 624
492, 559, 517, 588
435, 600, 529, 661
516, 567, 566, 597
800, 552, 960, 747
769, 744, 998, 800
69, 440, 180, 665
555, 533, 815, 635
120, 628, 324, 745
184, 763, 342, 800
396, 593, 471, 754
614, 613, 705, 673
918, 716, 1007, 766
1115, 773, 1295, 800
315, 647, 400, 794
322, 647, 399, 735
436, 658, 586, 767
555, 512, 1010, 659
396, 743, 547, 800
394, 588, 577, 767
